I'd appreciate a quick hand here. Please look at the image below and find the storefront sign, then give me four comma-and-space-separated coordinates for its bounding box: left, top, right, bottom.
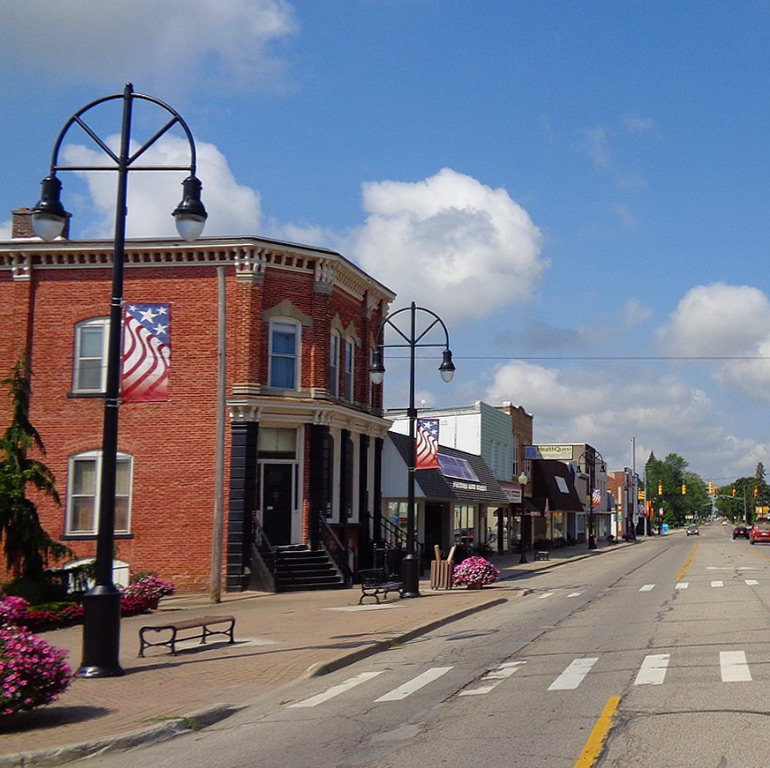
525, 444, 574, 460
451, 481, 487, 492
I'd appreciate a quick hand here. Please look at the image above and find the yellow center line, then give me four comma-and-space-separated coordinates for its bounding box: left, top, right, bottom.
574, 695, 621, 767
676, 539, 700, 582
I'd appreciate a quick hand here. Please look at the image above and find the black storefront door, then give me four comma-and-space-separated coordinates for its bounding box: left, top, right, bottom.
262, 463, 293, 545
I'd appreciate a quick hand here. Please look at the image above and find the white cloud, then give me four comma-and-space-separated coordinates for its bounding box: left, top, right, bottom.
622, 297, 653, 328
352, 168, 547, 324
657, 283, 770, 357
61, 135, 260, 239
483, 359, 769, 477
623, 113, 657, 137
0, 0, 298, 94
612, 202, 637, 228
581, 127, 612, 169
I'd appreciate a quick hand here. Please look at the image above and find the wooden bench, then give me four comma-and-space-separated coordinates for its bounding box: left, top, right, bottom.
534, 550, 550, 561
358, 568, 403, 605
138, 615, 236, 657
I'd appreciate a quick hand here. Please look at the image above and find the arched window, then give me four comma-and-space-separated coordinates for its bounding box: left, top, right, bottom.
66, 450, 133, 536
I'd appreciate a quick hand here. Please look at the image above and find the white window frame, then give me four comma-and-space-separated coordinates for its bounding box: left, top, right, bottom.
73, 317, 109, 393
344, 338, 355, 402
268, 319, 300, 390
66, 450, 133, 536
329, 331, 340, 397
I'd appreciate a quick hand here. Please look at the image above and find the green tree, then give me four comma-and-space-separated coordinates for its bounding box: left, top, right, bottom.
0, 356, 69, 577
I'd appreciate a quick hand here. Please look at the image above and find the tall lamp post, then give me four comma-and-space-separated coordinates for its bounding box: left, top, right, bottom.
370, 302, 455, 598
517, 471, 529, 563
32, 83, 207, 678
577, 447, 604, 550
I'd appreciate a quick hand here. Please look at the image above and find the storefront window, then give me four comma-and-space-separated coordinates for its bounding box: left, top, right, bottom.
552, 512, 566, 541
453, 504, 476, 547
386, 501, 415, 546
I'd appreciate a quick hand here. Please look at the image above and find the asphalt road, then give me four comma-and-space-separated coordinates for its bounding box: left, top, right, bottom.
71, 525, 770, 768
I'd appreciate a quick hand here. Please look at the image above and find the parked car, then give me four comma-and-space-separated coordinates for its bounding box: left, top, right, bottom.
733, 525, 750, 539
686, 524, 699, 536
750, 521, 770, 544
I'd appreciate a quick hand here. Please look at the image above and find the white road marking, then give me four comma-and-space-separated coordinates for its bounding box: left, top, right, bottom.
634, 654, 670, 686
538, 592, 555, 599
711, 581, 724, 588
374, 667, 453, 701
720, 651, 751, 682
567, 592, 583, 598
289, 671, 384, 708
745, 579, 759, 586
459, 661, 527, 696
548, 658, 599, 691
639, 584, 655, 592
675, 583, 689, 589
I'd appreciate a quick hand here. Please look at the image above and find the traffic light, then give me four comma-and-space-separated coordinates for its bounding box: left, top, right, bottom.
681, 482, 687, 495
658, 482, 663, 495
639, 489, 645, 501
754, 487, 759, 497
708, 480, 714, 495
732, 487, 737, 497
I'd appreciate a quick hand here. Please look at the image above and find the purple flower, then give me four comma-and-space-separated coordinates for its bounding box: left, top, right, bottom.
452, 556, 500, 586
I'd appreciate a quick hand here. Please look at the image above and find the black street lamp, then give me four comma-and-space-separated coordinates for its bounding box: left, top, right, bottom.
370, 302, 455, 598
517, 471, 529, 564
577, 446, 605, 550
32, 83, 207, 678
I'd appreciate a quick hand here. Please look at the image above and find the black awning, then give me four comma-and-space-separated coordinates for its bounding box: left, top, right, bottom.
532, 459, 584, 512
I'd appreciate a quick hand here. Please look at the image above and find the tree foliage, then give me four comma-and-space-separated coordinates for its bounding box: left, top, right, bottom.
0, 356, 69, 577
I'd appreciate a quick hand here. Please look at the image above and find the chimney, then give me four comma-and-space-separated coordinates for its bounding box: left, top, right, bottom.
11, 207, 70, 240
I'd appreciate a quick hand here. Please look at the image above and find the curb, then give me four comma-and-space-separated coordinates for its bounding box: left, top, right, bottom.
305, 596, 508, 677
0, 704, 240, 768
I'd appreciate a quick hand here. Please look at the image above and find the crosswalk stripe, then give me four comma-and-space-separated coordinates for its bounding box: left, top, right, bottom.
289, 671, 384, 708
459, 661, 527, 696
675, 583, 688, 589
374, 667, 453, 702
721, 651, 751, 682
538, 592, 555, 599
567, 592, 583, 597
745, 579, 759, 586
639, 584, 655, 592
548, 658, 598, 691
634, 654, 670, 685
711, 580, 724, 588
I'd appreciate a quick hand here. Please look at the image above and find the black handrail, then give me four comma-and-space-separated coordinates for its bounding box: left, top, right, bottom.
319, 518, 354, 587
252, 514, 278, 591
379, 518, 424, 574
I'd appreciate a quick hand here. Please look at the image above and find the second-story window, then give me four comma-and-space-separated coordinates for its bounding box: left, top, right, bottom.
73, 318, 109, 393
344, 339, 354, 402
329, 331, 340, 397
269, 321, 299, 389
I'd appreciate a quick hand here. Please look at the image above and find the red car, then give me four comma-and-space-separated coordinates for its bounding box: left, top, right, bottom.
750, 521, 770, 544
733, 525, 750, 539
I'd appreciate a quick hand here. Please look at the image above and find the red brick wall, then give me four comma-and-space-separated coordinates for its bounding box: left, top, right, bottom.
0, 248, 390, 593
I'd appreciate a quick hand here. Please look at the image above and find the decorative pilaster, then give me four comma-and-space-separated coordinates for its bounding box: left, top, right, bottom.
226, 420, 259, 592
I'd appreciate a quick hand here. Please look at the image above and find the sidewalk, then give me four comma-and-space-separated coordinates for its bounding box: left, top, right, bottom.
0, 538, 640, 767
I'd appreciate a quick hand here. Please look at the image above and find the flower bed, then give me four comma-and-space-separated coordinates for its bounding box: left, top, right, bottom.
452, 556, 499, 588
0, 622, 72, 715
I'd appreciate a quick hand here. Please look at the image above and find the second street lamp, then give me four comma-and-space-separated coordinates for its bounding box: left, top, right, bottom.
370, 302, 455, 598
32, 83, 207, 678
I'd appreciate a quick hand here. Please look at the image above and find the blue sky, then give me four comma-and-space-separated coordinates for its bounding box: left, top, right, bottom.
2, 0, 770, 483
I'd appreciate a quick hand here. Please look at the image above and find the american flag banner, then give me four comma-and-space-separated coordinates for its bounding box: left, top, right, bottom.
121, 303, 170, 403
416, 418, 440, 470
591, 488, 602, 508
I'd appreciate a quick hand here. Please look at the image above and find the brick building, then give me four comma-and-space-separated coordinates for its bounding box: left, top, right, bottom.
0, 210, 395, 592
